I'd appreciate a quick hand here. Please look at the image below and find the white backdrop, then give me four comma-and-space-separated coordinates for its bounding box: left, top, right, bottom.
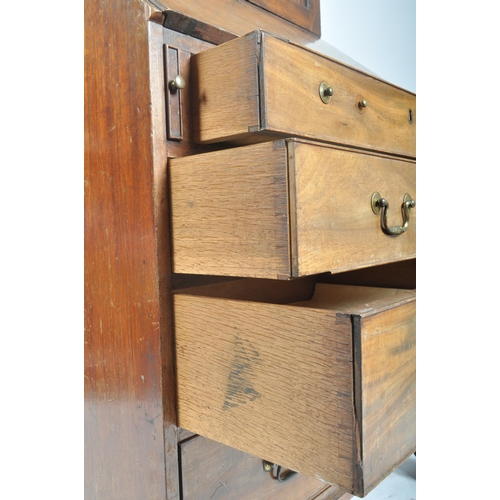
320, 0, 416, 92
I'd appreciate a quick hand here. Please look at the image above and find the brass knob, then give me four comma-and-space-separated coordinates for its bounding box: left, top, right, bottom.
359, 99, 368, 108
169, 75, 186, 92
319, 82, 334, 104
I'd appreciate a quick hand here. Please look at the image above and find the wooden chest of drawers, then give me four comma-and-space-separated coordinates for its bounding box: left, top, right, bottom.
170, 139, 416, 279
169, 25, 417, 498
174, 280, 416, 497
85, 2, 416, 497
192, 30, 416, 158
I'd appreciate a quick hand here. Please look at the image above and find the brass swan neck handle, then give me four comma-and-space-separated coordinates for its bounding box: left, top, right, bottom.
372, 193, 415, 236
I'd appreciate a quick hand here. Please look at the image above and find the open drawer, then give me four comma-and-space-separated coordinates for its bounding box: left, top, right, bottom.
174, 281, 416, 497
169, 139, 416, 279
192, 30, 416, 158
179, 434, 350, 500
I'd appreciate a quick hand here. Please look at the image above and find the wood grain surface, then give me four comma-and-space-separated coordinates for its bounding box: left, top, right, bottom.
174, 292, 356, 489
261, 34, 416, 158
192, 31, 261, 144
289, 140, 416, 276
84, 1, 169, 498
159, 0, 321, 43
169, 141, 291, 278
191, 31, 415, 157
86, 2, 416, 497
355, 302, 416, 493
180, 435, 346, 500
289, 284, 415, 313
169, 139, 415, 279
313, 491, 353, 500
149, 21, 187, 500
246, 0, 321, 35
174, 283, 416, 495
162, 9, 237, 45
174, 275, 317, 303
320, 259, 416, 290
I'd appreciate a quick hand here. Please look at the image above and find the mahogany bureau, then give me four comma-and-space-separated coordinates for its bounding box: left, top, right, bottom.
85, 1, 416, 499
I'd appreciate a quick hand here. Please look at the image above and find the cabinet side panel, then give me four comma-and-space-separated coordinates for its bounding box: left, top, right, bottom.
192, 32, 260, 143
169, 142, 291, 278
84, 1, 167, 498
358, 302, 416, 493
174, 295, 357, 489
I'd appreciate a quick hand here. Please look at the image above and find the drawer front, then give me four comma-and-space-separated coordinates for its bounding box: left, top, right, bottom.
289, 140, 416, 277
174, 283, 416, 496
193, 31, 416, 158
169, 139, 416, 279
180, 435, 347, 500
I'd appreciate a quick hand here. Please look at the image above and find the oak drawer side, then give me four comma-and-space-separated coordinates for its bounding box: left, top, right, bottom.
192, 31, 261, 143
169, 141, 291, 278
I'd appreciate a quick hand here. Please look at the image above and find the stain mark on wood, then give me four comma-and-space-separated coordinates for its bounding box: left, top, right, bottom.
223, 333, 261, 410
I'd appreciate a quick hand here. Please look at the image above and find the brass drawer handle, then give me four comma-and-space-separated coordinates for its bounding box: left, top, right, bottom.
371, 192, 415, 235
263, 460, 298, 482
319, 82, 334, 104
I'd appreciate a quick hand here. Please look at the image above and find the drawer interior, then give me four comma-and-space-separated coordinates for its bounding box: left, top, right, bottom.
179, 434, 347, 500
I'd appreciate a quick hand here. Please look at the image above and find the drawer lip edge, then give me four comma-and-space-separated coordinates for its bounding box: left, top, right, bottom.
173, 284, 416, 317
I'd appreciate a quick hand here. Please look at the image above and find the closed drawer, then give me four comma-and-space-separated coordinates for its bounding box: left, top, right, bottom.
169, 139, 416, 279
192, 30, 416, 158
180, 435, 349, 500
174, 282, 416, 497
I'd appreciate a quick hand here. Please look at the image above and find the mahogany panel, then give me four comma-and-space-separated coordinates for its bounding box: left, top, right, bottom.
159, 0, 320, 42
85, 1, 169, 498
162, 8, 237, 45
247, 0, 321, 35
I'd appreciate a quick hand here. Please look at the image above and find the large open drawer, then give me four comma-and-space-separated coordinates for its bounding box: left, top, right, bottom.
174, 281, 416, 497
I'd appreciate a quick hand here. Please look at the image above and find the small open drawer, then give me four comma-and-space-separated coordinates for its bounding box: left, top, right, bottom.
174, 280, 416, 497
192, 30, 416, 159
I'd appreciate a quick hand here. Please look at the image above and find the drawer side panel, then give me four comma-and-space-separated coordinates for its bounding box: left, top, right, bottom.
192, 32, 261, 143
356, 301, 416, 493
174, 294, 357, 489
169, 142, 291, 278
